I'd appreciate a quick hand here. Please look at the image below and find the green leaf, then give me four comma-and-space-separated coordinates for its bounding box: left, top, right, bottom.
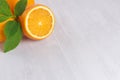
0, 0, 12, 16
0, 15, 10, 22
4, 21, 22, 53
14, 0, 27, 17
4, 21, 18, 38
0, 0, 13, 22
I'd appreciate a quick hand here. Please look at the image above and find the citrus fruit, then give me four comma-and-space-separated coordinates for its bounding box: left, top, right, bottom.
20, 4, 55, 40
7, 0, 35, 11
0, 18, 13, 42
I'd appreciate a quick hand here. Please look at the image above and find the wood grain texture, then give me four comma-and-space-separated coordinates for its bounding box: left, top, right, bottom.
0, 0, 120, 80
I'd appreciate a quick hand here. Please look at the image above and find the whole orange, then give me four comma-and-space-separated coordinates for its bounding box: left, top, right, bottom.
0, 0, 35, 42
0, 18, 14, 42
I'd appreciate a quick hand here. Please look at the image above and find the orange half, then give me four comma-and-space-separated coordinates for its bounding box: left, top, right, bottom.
20, 4, 55, 40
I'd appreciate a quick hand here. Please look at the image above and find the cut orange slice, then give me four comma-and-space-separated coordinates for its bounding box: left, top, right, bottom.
20, 4, 55, 40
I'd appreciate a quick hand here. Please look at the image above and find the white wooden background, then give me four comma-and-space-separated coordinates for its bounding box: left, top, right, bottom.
0, 0, 120, 80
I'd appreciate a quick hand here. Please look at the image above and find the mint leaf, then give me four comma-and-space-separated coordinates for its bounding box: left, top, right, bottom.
4, 21, 22, 53
0, 0, 13, 22
0, 15, 10, 22
14, 0, 27, 17
0, 0, 12, 16
4, 21, 19, 38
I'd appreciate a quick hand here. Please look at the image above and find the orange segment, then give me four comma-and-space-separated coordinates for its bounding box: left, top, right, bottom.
20, 4, 55, 40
